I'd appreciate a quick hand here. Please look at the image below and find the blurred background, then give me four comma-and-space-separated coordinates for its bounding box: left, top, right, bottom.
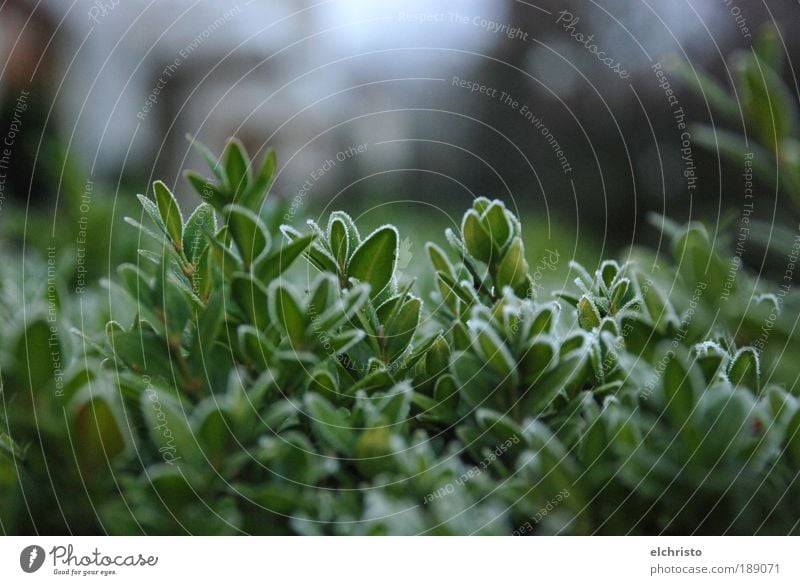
1, 0, 799, 279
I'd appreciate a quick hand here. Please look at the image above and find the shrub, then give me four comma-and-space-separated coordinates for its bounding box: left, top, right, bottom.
1, 140, 798, 535
671, 26, 800, 216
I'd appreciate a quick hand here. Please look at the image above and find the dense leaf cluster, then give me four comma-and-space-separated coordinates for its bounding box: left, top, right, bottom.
1, 140, 798, 535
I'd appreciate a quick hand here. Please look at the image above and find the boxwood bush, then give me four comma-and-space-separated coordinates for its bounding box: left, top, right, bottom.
1, 140, 799, 535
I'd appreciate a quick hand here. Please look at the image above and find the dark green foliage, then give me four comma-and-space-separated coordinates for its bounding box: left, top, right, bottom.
1, 139, 798, 535
671, 25, 800, 247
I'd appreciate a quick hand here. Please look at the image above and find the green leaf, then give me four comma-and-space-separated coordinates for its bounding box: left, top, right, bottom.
481, 201, 511, 249
145, 464, 196, 510
231, 273, 270, 330
314, 284, 370, 331
411, 391, 439, 412
786, 408, 800, 466
523, 352, 584, 415
381, 296, 421, 363
194, 402, 234, 463
577, 296, 602, 330
560, 332, 589, 357
182, 203, 216, 264
347, 225, 398, 299
140, 388, 197, 465
691, 126, 777, 192
0, 432, 24, 462
671, 224, 727, 299
437, 271, 475, 308
187, 134, 227, 185
451, 349, 498, 408
191, 245, 213, 304
117, 262, 152, 305
475, 408, 524, 443
525, 303, 558, 338
15, 317, 57, 391
663, 351, 698, 423
694, 386, 752, 464
328, 211, 361, 252
123, 215, 165, 245
426, 242, 455, 277
191, 290, 225, 363
396, 330, 440, 373
242, 147, 276, 209
305, 393, 354, 455
472, 196, 491, 214
136, 193, 168, 236
74, 395, 127, 470
641, 280, 676, 332
238, 325, 275, 368
425, 334, 450, 378
599, 260, 619, 290
432, 374, 459, 419
283, 225, 339, 274
255, 232, 316, 282
462, 209, 493, 263
224, 138, 251, 203
666, 57, 739, 122
328, 329, 365, 354
737, 51, 797, 149
106, 321, 174, 382
308, 370, 340, 404
205, 229, 240, 277
329, 217, 349, 271
309, 273, 334, 317
153, 181, 184, 247
373, 381, 412, 425
269, 282, 306, 347
435, 271, 461, 314
162, 275, 191, 346
521, 338, 557, 384
344, 363, 395, 395
754, 26, 782, 69
496, 237, 529, 292
765, 385, 797, 427
473, 323, 516, 380
444, 227, 468, 258
184, 170, 228, 211
308, 244, 340, 275
224, 204, 270, 269
728, 347, 760, 390
610, 278, 630, 312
